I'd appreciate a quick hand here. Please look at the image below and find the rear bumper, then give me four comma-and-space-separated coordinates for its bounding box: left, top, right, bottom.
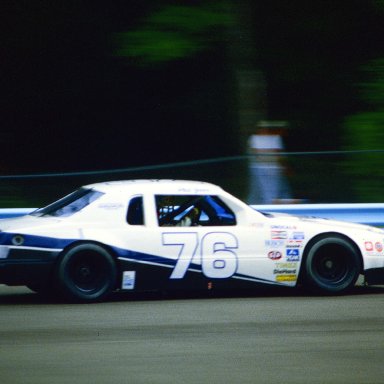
0, 260, 54, 286
0, 248, 59, 286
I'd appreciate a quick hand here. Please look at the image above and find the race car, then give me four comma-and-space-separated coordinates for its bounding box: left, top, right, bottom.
1, 179, 384, 302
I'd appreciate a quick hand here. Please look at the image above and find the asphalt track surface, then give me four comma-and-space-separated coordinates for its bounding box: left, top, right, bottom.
0, 283, 383, 384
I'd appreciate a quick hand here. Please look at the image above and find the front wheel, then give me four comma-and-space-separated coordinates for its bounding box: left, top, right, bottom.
56, 243, 116, 302
303, 235, 361, 294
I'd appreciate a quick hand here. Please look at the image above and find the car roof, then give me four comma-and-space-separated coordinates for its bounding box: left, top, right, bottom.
84, 179, 225, 195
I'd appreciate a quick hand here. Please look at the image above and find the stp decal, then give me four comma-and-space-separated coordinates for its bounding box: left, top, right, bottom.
268, 251, 282, 260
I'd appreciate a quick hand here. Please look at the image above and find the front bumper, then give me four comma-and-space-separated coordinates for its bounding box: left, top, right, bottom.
364, 267, 384, 286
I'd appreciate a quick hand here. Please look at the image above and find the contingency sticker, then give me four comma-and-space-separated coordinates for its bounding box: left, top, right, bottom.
122, 271, 136, 290
0, 246, 9, 259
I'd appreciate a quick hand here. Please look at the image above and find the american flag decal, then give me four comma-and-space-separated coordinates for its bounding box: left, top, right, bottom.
271, 230, 287, 239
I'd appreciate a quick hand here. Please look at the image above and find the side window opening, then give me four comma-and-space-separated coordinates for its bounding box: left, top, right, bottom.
203, 196, 236, 226
155, 195, 236, 226
127, 196, 144, 225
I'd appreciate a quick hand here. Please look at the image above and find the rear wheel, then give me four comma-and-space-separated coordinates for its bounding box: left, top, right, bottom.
304, 235, 361, 294
56, 243, 116, 302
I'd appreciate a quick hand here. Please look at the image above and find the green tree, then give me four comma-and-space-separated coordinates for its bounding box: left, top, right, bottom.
344, 58, 384, 200
345, 59, 384, 146
113, 2, 234, 65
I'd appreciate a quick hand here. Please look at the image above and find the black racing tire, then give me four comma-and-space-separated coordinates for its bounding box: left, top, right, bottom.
303, 235, 361, 294
56, 243, 116, 302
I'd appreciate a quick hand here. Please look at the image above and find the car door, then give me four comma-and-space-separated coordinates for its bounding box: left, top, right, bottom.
117, 192, 279, 291
152, 193, 275, 290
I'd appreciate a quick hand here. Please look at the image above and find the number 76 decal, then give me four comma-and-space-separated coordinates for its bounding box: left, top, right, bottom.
162, 232, 239, 279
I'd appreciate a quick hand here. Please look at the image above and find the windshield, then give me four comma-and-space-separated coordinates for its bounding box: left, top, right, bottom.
31, 188, 104, 217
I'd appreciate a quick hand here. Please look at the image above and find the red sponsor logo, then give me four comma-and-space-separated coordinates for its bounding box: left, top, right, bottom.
268, 251, 282, 260
375, 242, 383, 252
365, 242, 373, 252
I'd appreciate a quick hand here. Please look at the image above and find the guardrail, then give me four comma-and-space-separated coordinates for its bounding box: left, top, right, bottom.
252, 203, 384, 227
1, 204, 384, 227
0, 209, 35, 219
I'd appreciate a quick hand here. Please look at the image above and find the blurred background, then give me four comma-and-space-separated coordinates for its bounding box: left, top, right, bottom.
1, 0, 384, 207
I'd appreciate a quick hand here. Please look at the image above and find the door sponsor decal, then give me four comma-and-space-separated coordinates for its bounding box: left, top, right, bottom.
271, 230, 287, 240
122, 271, 136, 290
268, 251, 282, 260
286, 249, 300, 261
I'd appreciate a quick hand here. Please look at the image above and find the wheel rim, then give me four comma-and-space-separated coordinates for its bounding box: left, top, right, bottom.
314, 255, 347, 282
67, 251, 110, 293
312, 244, 353, 285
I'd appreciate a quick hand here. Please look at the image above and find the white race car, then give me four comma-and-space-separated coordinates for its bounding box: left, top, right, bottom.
0, 180, 383, 302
